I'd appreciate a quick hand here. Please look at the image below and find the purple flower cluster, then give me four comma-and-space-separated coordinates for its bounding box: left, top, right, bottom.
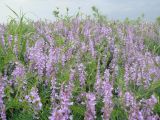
78, 63, 86, 87
49, 89, 73, 120
12, 62, 25, 79
123, 92, 159, 120
123, 28, 160, 88
124, 92, 136, 107
46, 47, 60, 77
0, 14, 160, 120
49, 69, 75, 120
25, 87, 42, 113
84, 93, 96, 120
1, 35, 5, 47
89, 38, 96, 59
50, 76, 58, 106
102, 69, 113, 120
0, 77, 6, 120
94, 59, 102, 95
11, 63, 27, 90
28, 40, 46, 77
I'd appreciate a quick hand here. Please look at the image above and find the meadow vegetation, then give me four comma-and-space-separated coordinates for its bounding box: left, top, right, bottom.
0, 7, 160, 120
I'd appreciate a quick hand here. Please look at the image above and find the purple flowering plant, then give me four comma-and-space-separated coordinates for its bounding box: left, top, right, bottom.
0, 7, 160, 120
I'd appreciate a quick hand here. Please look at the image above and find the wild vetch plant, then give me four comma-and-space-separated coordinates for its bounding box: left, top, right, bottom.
0, 7, 160, 120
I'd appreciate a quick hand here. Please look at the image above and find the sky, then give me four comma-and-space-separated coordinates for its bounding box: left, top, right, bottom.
0, 0, 160, 23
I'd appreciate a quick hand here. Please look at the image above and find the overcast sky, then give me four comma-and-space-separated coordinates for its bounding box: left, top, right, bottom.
0, 0, 160, 23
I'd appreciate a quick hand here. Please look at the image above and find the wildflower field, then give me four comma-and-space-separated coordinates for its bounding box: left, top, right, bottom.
0, 8, 160, 120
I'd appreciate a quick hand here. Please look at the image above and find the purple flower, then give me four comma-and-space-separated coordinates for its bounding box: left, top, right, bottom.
59, 84, 73, 120
124, 92, 136, 107
45, 34, 54, 46
89, 39, 96, 58
46, 47, 61, 77
84, 93, 96, 120
102, 69, 113, 120
8, 35, 12, 46
84, 28, 91, 37
50, 76, 58, 105
146, 115, 159, 120
28, 40, 46, 76
100, 26, 112, 37
67, 31, 74, 40
46, 47, 55, 77
11, 63, 26, 89
129, 107, 144, 120
145, 95, 157, 109
104, 69, 109, 81
69, 69, 76, 83
65, 48, 73, 60
12, 63, 25, 79
1, 35, 5, 47
78, 63, 86, 87
139, 95, 158, 119
94, 59, 102, 94
138, 111, 144, 120
61, 53, 66, 67
0, 77, 6, 120
81, 42, 88, 53
25, 87, 42, 113
49, 107, 64, 120
50, 69, 75, 120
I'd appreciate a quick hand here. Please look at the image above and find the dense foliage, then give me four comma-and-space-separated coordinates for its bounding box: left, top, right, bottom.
0, 9, 160, 120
